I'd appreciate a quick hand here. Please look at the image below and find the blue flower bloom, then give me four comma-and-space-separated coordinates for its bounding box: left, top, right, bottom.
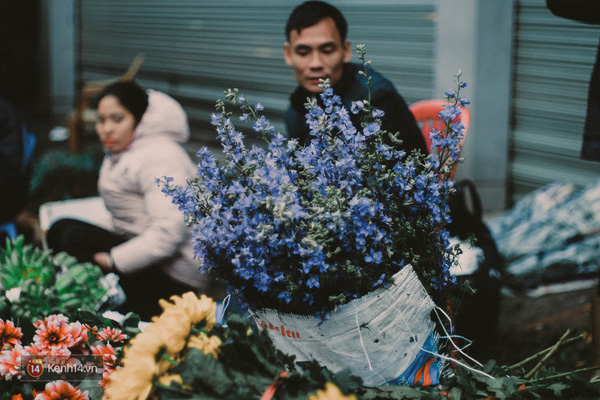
365, 248, 383, 264
363, 122, 381, 137
438, 105, 461, 122
372, 108, 385, 118
351, 100, 364, 114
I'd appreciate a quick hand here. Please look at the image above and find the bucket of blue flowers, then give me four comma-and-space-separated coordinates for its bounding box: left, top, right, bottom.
159, 46, 469, 387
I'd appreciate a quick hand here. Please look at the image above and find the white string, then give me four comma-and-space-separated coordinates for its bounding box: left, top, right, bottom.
382, 285, 494, 381
439, 334, 473, 354
433, 306, 483, 368
221, 294, 231, 316
355, 307, 374, 371
419, 347, 495, 380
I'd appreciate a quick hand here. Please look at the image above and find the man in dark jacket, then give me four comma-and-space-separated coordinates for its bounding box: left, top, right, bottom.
284, 1, 428, 155
546, 0, 600, 374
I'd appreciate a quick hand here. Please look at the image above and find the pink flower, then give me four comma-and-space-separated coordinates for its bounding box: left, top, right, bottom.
33, 314, 69, 329
66, 322, 89, 354
24, 343, 44, 357
91, 343, 117, 370
43, 346, 72, 367
0, 319, 22, 350
0, 343, 26, 380
34, 381, 89, 400
33, 317, 76, 352
96, 327, 127, 343
91, 343, 118, 388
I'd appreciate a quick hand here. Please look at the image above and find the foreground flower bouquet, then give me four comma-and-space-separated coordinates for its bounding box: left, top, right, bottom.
0, 311, 139, 400
103, 292, 361, 400
159, 46, 467, 386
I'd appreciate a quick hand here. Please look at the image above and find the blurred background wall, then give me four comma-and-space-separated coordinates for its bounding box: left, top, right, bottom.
3, 0, 600, 212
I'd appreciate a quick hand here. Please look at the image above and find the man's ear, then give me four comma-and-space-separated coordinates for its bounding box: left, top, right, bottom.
343, 40, 352, 63
284, 42, 293, 66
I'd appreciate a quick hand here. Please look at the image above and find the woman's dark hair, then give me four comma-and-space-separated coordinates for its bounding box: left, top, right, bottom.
285, 1, 348, 42
94, 81, 149, 125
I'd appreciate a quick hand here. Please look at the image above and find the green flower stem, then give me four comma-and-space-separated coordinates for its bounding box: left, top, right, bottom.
357, 46, 372, 106
506, 332, 585, 371
528, 366, 599, 384
161, 353, 179, 366
153, 380, 193, 394
525, 329, 572, 379
191, 327, 211, 335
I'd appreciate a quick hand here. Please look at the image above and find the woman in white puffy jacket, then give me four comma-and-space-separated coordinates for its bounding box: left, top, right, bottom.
47, 81, 219, 319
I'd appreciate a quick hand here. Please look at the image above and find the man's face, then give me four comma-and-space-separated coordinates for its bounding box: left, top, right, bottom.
284, 17, 351, 94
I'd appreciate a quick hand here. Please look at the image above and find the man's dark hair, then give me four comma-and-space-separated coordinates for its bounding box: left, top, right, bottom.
94, 81, 149, 125
285, 1, 348, 42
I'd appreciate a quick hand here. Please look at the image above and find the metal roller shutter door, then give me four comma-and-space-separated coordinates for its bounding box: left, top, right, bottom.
78, 0, 436, 151
511, 0, 600, 202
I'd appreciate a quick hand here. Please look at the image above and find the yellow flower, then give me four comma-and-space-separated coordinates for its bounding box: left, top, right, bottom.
102, 326, 171, 400
122, 326, 164, 359
151, 311, 191, 355
102, 352, 157, 400
103, 294, 219, 400
187, 332, 221, 358
158, 292, 216, 329
309, 383, 358, 400
158, 374, 182, 386
158, 374, 195, 392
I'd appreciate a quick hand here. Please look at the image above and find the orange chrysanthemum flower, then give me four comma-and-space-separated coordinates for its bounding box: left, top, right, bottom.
33, 315, 87, 353
96, 327, 127, 343
91, 343, 118, 371
92, 343, 119, 388
0, 343, 26, 380
34, 314, 69, 329
67, 322, 89, 354
0, 319, 22, 350
34, 380, 88, 400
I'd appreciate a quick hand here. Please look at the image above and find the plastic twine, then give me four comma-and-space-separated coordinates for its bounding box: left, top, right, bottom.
260, 371, 289, 400
431, 305, 495, 380
433, 306, 483, 367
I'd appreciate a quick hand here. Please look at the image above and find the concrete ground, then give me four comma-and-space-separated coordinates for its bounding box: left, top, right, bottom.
472, 286, 596, 370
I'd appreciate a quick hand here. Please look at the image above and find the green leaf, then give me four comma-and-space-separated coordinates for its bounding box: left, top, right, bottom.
78, 377, 105, 400
358, 385, 430, 400
547, 382, 568, 396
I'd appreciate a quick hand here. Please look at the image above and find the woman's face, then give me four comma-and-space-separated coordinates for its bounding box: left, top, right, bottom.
96, 95, 137, 154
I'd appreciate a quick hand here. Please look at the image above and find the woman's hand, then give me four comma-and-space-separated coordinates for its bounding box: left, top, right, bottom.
94, 252, 114, 273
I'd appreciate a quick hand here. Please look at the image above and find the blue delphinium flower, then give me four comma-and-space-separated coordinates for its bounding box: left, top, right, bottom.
157, 52, 467, 319
363, 122, 381, 137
